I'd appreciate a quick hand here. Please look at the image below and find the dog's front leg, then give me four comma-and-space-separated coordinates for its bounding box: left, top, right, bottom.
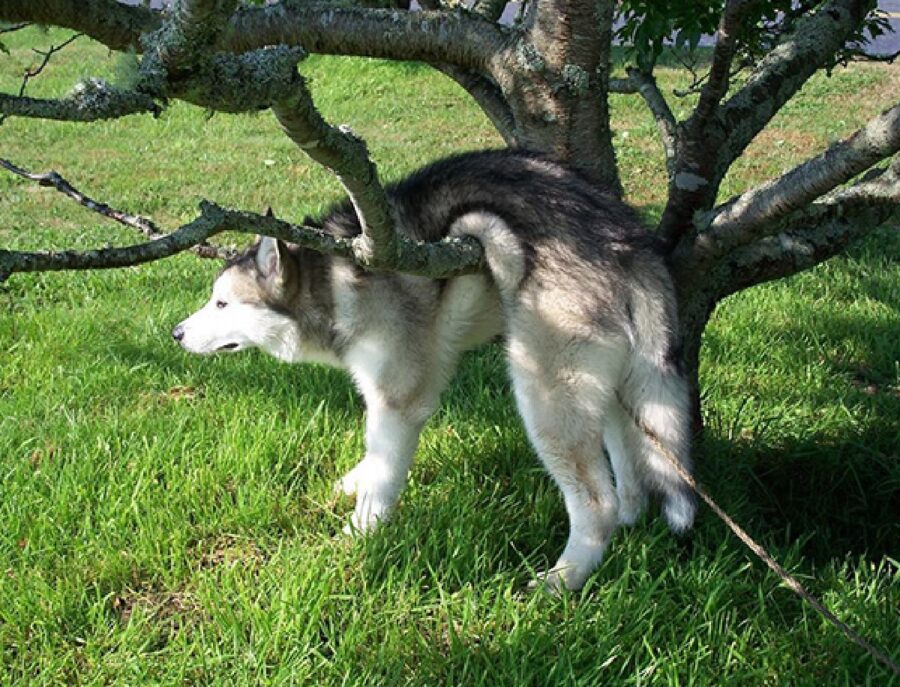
338, 395, 429, 533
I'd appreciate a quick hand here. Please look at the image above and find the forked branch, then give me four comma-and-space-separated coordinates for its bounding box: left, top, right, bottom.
0, 158, 234, 260
695, 103, 900, 260
658, 0, 874, 249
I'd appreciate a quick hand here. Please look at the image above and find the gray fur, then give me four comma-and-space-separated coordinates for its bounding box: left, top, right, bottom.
174, 149, 696, 591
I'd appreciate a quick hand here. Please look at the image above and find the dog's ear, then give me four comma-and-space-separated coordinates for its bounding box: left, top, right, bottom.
255, 235, 288, 280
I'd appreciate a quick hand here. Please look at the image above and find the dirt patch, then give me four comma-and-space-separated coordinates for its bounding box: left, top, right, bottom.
194, 534, 267, 571
111, 588, 200, 625
137, 385, 205, 408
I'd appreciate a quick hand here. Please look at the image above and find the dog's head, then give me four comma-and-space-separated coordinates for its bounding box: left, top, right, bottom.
173, 236, 303, 361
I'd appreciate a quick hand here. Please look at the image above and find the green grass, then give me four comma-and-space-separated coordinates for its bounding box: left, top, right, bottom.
1, 28, 898, 685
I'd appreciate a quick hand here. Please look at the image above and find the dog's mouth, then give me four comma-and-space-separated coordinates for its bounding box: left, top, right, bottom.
217, 343, 240, 351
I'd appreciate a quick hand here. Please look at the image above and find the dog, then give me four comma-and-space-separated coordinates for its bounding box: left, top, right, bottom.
173, 149, 696, 591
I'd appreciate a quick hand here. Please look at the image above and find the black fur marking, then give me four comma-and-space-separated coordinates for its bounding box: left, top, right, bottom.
664, 335, 686, 376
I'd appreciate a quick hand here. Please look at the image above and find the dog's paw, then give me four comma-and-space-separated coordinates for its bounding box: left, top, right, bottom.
340, 497, 392, 537
526, 559, 593, 596
334, 459, 372, 497
526, 569, 573, 597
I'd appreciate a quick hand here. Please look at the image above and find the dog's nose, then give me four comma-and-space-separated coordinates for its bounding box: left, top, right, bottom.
172, 324, 185, 342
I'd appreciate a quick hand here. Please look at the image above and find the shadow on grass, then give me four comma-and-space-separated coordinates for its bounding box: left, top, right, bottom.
360, 409, 897, 595
700, 430, 899, 566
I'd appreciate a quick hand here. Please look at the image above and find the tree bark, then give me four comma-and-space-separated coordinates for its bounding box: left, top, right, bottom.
497, 0, 621, 192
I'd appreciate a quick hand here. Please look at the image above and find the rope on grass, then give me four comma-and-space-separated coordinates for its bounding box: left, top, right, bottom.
616, 392, 900, 677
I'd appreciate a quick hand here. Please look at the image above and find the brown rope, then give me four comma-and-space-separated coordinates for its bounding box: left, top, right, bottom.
616, 394, 900, 677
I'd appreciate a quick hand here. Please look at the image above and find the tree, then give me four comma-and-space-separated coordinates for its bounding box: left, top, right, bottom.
0, 0, 898, 428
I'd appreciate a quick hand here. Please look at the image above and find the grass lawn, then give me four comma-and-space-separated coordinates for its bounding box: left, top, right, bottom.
1, 28, 898, 685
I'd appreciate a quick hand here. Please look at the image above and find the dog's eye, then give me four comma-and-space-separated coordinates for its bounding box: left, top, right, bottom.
215, 300, 228, 309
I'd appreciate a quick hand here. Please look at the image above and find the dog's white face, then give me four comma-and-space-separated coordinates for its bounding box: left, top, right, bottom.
173, 237, 308, 362
173, 269, 282, 355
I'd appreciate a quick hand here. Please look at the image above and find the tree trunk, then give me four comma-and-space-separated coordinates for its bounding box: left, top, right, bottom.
495, 0, 622, 194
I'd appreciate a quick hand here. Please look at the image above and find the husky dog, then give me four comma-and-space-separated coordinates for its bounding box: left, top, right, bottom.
173, 149, 695, 591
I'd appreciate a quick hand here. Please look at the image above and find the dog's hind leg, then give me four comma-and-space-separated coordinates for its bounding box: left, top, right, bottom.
604, 401, 649, 526
508, 329, 628, 592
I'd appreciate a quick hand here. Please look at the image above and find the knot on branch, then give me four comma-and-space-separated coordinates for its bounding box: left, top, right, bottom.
68, 78, 161, 118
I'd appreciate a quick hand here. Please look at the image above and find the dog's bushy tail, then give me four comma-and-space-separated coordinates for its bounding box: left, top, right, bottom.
620, 287, 696, 533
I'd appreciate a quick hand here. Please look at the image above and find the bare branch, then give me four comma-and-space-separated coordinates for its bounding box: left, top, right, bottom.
625, 67, 678, 176
0, 158, 234, 260
691, 0, 753, 127
0, 201, 485, 283
696, 103, 900, 258
716, 188, 898, 299
0, 31, 85, 125
436, 65, 518, 145
0, 0, 158, 52
0, 208, 229, 282
272, 77, 400, 269
0, 79, 160, 122
19, 32, 83, 87
221, 5, 511, 74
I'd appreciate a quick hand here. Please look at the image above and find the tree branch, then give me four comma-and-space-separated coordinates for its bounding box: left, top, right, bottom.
221, 4, 511, 73
0, 201, 485, 283
691, 0, 753, 128
716, 189, 898, 299
0, 79, 160, 122
624, 67, 678, 177
436, 64, 518, 145
0, 30, 85, 125
0, 158, 234, 260
0, 2, 511, 75
271, 75, 401, 269
0, 0, 158, 51
695, 102, 900, 259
